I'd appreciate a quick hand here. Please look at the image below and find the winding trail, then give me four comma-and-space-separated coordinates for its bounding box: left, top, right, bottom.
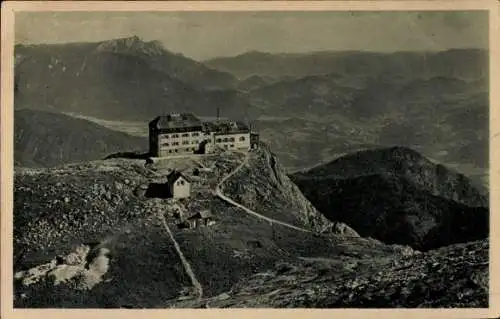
215, 151, 314, 234
158, 213, 204, 301
155, 150, 318, 303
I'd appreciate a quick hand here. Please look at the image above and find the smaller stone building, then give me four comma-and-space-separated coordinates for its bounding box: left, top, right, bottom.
187, 210, 215, 228
167, 171, 191, 199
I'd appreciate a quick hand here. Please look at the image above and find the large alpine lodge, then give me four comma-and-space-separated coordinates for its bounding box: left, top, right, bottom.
148, 112, 259, 157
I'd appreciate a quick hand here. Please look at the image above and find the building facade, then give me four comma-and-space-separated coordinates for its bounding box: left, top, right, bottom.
149, 113, 258, 157
203, 121, 251, 151
149, 113, 204, 157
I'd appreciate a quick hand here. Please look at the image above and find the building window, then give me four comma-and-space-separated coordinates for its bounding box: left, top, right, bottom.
223, 137, 228, 142
182, 141, 189, 145
224, 145, 228, 149
162, 142, 170, 146
229, 137, 235, 142
174, 149, 178, 153
216, 138, 222, 143
186, 148, 190, 152
192, 140, 198, 144
163, 134, 169, 139
173, 142, 179, 146
169, 150, 172, 153
172, 134, 179, 138
239, 136, 246, 141
230, 144, 234, 148
192, 132, 199, 137
182, 133, 189, 137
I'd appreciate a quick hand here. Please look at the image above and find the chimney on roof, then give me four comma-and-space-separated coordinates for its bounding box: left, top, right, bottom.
216, 108, 220, 121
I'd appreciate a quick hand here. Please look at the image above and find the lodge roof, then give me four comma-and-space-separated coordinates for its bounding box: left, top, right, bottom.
188, 210, 213, 220
202, 120, 249, 134
150, 113, 202, 130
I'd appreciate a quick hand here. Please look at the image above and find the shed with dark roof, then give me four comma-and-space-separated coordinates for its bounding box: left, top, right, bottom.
187, 210, 216, 228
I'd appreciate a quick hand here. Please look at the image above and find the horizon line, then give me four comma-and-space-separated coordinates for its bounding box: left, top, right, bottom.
14, 35, 487, 62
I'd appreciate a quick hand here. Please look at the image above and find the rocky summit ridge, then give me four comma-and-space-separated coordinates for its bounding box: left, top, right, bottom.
95, 36, 168, 57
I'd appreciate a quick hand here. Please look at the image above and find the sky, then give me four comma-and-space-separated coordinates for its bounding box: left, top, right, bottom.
15, 11, 488, 61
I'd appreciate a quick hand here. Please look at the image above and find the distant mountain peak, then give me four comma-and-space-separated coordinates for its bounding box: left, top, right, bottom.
120, 34, 141, 42
107, 35, 142, 46
95, 35, 166, 56
238, 50, 272, 58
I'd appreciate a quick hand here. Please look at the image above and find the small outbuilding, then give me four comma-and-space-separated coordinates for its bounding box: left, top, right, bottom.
187, 210, 215, 228
167, 170, 191, 199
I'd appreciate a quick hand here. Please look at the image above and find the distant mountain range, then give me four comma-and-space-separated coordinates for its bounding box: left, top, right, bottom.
15, 36, 259, 121
292, 147, 489, 251
14, 36, 489, 187
14, 109, 147, 168
250, 72, 488, 184
205, 49, 488, 80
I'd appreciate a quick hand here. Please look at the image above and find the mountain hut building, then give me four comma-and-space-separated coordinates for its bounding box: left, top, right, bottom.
187, 210, 215, 228
167, 170, 191, 199
149, 113, 204, 157
149, 112, 259, 158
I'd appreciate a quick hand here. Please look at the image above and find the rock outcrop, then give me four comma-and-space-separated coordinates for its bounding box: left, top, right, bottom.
221, 145, 359, 235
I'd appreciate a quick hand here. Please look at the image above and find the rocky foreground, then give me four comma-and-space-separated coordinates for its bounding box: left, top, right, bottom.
181, 240, 488, 308
13, 147, 489, 308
